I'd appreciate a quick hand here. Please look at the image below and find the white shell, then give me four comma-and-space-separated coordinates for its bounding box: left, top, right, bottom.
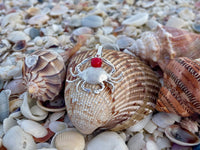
7, 31, 30, 43
152, 112, 177, 128
2, 126, 36, 150
3, 116, 17, 134
28, 14, 50, 25
122, 13, 149, 26
20, 92, 48, 121
144, 120, 157, 134
49, 121, 68, 133
86, 131, 128, 150
0, 90, 11, 123
49, 111, 65, 122
127, 113, 152, 132
17, 119, 48, 138
127, 133, 146, 150
51, 130, 85, 150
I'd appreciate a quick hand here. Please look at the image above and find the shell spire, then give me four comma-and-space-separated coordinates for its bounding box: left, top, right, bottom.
155, 57, 200, 117
65, 49, 160, 134
23, 36, 86, 102
128, 25, 200, 70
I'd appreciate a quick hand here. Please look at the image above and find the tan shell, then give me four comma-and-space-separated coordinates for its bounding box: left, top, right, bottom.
65, 49, 160, 134
22, 50, 66, 101
128, 25, 200, 70
156, 57, 200, 117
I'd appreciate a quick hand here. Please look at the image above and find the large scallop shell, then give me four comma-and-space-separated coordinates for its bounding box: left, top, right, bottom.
156, 57, 200, 117
22, 50, 66, 101
65, 49, 160, 134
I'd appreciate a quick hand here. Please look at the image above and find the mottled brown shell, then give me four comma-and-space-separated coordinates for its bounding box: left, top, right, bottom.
65, 49, 160, 134
156, 57, 200, 117
23, 50, 66, 101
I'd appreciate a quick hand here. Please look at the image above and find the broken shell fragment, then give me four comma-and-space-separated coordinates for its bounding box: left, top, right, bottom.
17, 119, 48, 138
165, 125, 200, 146
0, 90, 11, 123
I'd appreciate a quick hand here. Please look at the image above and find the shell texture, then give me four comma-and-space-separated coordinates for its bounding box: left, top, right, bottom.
156, 57, 200, 117
22, 50, 66, 101
128, 25, 200, 70
65, 49, 160, 134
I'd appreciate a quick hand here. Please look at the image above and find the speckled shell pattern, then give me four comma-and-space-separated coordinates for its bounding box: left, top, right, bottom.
65, 49, 161, 134
23, 50, 66, 101
156, 57, 200, 117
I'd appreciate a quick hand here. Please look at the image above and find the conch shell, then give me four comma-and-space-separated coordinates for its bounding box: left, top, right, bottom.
65, 49, 160, 134
128, 25, 200, 70
155, 57, 200, 117
22, 36, 86, 101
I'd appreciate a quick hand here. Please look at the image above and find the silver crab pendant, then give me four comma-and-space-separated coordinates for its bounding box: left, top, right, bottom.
66, 45, 123, 94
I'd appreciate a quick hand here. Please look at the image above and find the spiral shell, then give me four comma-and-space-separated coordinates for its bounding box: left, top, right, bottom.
65, 49, 160, 134
156, 57, 200, 117
128, 25, 200, 70
22, 50, 66, 101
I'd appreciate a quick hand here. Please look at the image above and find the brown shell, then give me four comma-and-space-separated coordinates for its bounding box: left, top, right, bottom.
22, 50, 66, 101
156, 57, 200, 117
64, 49, 160, 134
129, 25, 200, 70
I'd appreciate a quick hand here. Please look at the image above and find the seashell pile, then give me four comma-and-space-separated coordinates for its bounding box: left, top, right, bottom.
0, 0, 200, 149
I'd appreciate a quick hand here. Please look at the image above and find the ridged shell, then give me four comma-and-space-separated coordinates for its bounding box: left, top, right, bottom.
128, 25, 200, 70
156, 57, 200, 117
22, 50, 66, 101
65, 49, 160, 134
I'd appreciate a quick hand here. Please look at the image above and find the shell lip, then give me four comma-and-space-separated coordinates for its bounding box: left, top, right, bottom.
36, 99, 65, 112
165, 124, 200, 146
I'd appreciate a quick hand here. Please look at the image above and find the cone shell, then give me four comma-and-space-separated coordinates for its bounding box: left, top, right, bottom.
65, 49, 160, 134
22, 50, 66, 101
156, 57, 200, 117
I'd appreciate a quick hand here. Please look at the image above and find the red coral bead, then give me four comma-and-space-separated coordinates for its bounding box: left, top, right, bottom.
91, 57, 102, 67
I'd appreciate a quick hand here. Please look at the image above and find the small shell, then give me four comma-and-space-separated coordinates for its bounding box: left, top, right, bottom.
52, 130, 85, 150
127, 133, 146, 150
81, 15, 103, 28
49, 121, 68, 133
28, 14, 50, 25
50, 4, 68, 16
87, 131, 128, 150
7, 31, 30, 43
65, 49, 160, 134
0, 90, 11, 123
22, 50, 66, 101
17, 119, 48, 138
9, 98, 23, 113
2, 126, 36, 150
20, 92, 48, 121
156, 57, 200, 117
165, 125, 200, 146
5, 78, 26, 95
122, 13, 149, 26
3, 116, 18, 134
12, 40, 27, 52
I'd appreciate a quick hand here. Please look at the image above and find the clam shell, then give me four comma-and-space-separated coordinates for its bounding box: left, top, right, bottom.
165, 125, 200, 146
65, 49, 160, 134
52, 130, 85, 150
22, 50, 66, 101
2, 126, 36, 150
17, 119, 48, 138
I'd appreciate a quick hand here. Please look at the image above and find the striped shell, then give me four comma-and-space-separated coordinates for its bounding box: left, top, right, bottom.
22, 50, 66, 101
156, 57, 200, 117
65, 49, 160, 134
